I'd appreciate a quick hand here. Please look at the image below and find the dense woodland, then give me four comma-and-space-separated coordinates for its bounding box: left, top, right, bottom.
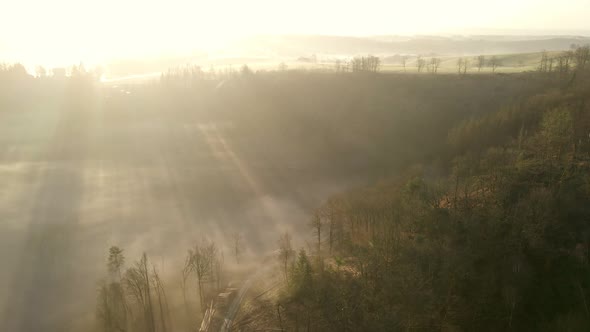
271, 48, 590, 331
2, 46, 590, 331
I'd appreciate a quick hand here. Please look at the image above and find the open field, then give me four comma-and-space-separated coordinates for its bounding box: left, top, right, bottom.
100, 51, 569, 83
0, 86, 359, 331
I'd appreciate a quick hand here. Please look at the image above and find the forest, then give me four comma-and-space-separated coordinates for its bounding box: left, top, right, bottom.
1, 46, 590, 332
265, 47, 590, 331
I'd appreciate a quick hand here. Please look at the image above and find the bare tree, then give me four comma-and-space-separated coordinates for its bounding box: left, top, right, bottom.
320, 200, 340, 255
186, 241, 217, 312
310, 211, 323, 256
124, 253, 156, 332
214, 252, 224, 292
430, 57, 442, 74
351, 57, 362, 72
140, 253, 156, 332
417, 56, 426, 73
476, 55, 485, 72
456, 58, 469, 75
370, 55, 381, 72
232, 232, 243, 264
539, 51, 549, 72
152, 266, 170, 332
341, 60, 350, 72
351, 55, 381, 73
401, 56, 407, 72
278, 232, 295, 284
334, 59, 342, 72
489, 56, 501, 73
180, 255, 191, 319
96, 281, 114, 332
457, 58, 470, 75
574, 45, 590, 72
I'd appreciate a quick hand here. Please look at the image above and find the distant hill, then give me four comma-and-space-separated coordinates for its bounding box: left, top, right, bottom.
239, 35, 590, 56
103, 35, 590, 77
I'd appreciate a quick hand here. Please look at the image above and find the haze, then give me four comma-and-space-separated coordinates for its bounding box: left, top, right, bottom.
2, 2, 590, 332
2, 0, 590, 66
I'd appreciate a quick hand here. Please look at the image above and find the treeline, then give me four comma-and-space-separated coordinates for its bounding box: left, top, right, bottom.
0, 62, 98, 110
158, 55, 381, 87
397, 45, 589, 75
538, 46, 590, 76
273, 63, 590, 331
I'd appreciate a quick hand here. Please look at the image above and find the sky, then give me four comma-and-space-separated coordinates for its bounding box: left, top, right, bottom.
1, 0, 590, 66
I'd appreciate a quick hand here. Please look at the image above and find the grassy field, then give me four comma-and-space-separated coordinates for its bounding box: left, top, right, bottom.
101, 50, 570, 83
380, 51, 564, 73
228, 51, 565, 74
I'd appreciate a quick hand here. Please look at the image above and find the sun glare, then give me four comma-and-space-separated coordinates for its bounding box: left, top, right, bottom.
2, 0, 588, 68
